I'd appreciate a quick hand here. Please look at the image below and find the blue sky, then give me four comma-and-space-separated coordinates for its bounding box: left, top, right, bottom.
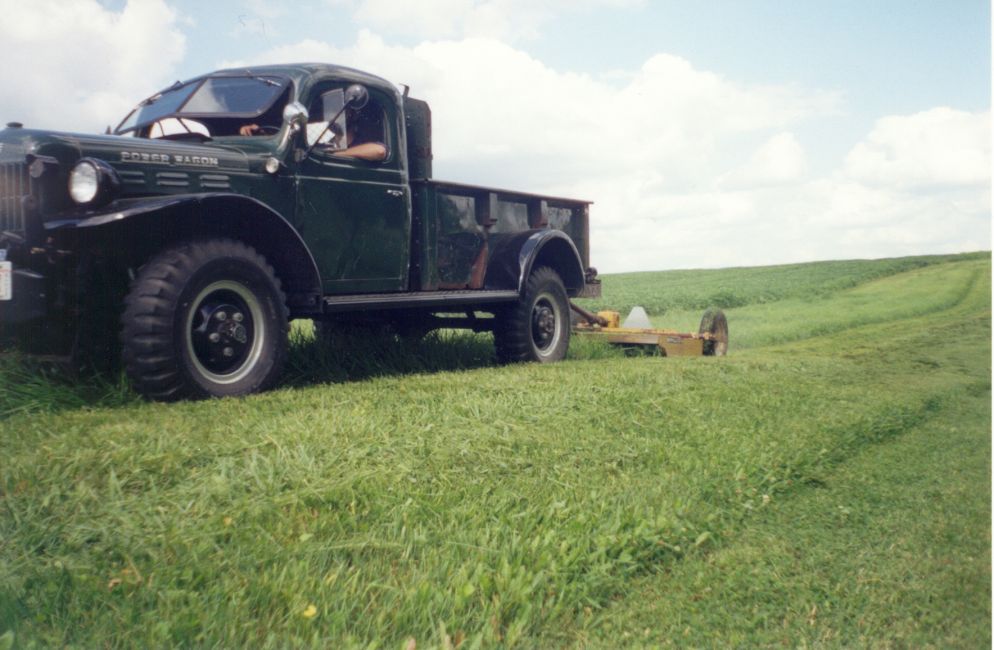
163, 1, 991, 100
160, 1, 990, 174
0, 0, 989, 271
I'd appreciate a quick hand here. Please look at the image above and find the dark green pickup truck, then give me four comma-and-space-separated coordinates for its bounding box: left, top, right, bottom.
0, 63, 598, 400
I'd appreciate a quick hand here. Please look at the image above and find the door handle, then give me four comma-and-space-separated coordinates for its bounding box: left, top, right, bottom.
386, 189, 404, 197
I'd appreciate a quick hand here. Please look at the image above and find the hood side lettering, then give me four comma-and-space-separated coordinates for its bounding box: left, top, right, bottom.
174, 154, 220, 167
121, 151, 219, 167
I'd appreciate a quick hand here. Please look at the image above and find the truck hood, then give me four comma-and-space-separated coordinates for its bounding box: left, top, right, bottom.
0, 127, 255, 173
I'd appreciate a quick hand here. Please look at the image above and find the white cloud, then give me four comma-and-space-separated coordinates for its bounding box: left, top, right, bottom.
0, 0, 185, 132
1, 4, 986, 273
230, 34, 836, 184
720, 132, 808, 188
844, 107, 991, 189
231, 33, 989, 271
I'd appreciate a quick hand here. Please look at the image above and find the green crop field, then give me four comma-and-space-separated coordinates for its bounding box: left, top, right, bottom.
1, 252, 990, 648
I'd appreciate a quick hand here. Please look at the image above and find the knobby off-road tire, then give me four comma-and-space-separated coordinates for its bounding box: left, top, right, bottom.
121, 239, 288, 401
494, 266, 571, 363
699, 308, 728, 356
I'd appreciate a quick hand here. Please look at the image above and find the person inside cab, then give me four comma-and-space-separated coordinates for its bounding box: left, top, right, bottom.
326, 105, 387, 161
239, 101, 387, 162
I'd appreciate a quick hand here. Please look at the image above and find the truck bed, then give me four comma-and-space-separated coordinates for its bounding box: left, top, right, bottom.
409, 179, 592, 292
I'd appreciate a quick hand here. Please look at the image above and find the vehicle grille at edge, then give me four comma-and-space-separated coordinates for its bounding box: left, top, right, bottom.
0, 162, 29, 234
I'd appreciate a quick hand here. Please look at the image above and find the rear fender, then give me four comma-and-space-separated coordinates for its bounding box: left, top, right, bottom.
46, 193, 323, 313
484, 229, 585, 297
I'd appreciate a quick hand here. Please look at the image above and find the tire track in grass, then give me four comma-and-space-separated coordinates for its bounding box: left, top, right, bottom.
548, 259, 991, 647
558, 388, 991, 648
652, 259, 985, 351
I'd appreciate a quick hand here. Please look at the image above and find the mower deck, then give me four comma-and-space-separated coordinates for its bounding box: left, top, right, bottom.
570, 304, 728, 357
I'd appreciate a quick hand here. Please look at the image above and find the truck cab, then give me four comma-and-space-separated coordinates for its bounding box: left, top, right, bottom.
0, 63, 598, 400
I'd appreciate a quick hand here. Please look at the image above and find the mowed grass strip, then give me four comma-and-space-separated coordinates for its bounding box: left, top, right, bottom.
651, 257, 986, 350
579, 251, 989, 317
0, 254, 989, 648
558, 389, 991, 648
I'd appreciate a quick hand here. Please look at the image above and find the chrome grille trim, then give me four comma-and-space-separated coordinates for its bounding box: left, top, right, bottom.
156, 171, 190, 188
120, 170, 147, 186
0, 162, 29, 234
200, 174, 231, 190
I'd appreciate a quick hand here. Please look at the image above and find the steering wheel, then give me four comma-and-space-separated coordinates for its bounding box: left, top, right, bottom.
253, 125, 281, 136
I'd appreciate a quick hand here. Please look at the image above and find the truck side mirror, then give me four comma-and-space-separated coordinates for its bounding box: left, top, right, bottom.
278, 101, 309, 159
283, 101, 309, 132
344, 84, 368, 110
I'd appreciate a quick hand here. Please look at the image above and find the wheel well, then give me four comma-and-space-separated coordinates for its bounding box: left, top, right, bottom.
530, 237, 585, 296
61, 197, 322, 313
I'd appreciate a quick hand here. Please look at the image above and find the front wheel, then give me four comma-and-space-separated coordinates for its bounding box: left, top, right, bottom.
121, 239, 288, 400
494, 266, 571, 363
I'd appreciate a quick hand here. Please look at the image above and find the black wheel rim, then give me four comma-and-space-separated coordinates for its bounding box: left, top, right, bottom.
185, 281, 265, 383
531, 295, 561, 354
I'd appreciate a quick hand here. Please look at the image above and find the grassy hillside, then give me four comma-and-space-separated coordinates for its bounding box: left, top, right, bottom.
0, 252, 989, 648
579, 251, 989, 317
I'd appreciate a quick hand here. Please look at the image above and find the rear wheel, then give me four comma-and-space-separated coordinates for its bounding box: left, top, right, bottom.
494, 266, 570, 363
121, 239, 288, 400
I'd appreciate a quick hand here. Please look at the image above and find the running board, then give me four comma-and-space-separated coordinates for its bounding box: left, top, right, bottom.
322, 289, 520, 313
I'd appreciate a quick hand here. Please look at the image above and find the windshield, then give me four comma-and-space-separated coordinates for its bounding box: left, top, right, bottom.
115, 75, 290, 134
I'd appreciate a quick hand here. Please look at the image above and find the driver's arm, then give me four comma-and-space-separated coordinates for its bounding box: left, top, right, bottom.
239, 124, 261, 136
331, 142, 387, 161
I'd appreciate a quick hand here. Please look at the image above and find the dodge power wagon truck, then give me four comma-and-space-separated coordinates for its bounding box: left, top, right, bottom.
0, 63, 598, 400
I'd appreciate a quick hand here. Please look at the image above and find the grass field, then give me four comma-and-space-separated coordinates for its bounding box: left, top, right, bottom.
1, 252, 990, 648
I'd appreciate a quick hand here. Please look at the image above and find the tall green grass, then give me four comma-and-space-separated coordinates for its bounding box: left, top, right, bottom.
651, 257, 986, 350
0, 253, 989, 648
580, 251, 989, 316
561, 385, 991, 648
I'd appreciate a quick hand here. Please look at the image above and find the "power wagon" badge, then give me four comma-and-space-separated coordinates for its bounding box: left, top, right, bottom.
121, 151, 219, 166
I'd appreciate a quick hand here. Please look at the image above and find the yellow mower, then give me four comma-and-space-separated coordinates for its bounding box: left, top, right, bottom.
570, 303, 728, 357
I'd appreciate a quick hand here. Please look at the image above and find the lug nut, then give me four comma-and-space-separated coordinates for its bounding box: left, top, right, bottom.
222, 347, 234, 357
233, 312, 244, 322
215, 311, 227, 321
209, 333, 221, 343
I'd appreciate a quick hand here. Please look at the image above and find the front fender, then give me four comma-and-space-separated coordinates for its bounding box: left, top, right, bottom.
44, 193, 323, 311
484, 229, 585, 297
44, 194, 216, 230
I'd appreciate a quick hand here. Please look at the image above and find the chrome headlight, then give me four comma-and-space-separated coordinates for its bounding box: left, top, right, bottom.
68, 158, 119, 206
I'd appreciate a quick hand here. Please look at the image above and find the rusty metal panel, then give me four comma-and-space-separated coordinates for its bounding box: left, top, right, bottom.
658, 336, 705, 356
528, 199, 548, 228
576, 281, 601, 298
600, 331, 665, 346
573, 325, 708, 356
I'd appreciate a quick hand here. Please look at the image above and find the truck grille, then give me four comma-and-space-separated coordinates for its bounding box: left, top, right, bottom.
0, 162, 30, 234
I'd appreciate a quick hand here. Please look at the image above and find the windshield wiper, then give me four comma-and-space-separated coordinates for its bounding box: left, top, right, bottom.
246, 74, 279, 87
138, 81, 184, 107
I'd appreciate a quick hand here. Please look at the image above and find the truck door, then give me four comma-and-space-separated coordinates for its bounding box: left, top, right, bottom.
295, 86, 410, 294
